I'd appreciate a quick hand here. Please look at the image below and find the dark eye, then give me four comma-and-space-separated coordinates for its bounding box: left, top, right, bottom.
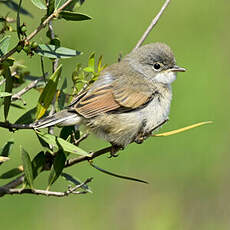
153, 63, 162, 71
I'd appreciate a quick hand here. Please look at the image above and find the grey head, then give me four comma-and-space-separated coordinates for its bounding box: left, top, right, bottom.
124, 42, 186, 84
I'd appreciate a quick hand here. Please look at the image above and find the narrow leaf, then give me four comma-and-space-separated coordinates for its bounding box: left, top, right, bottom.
153, 121, 213, 137
0, 35, 11, 57
2, 0, 32, 17
0, 167, 23, 179
47, 0, 55, 15
3, 67, 13, 120
31, 0, 47, 9
0, 140, 14, 157
62, 172, 92, 193
32, 151, 45, 179
37, 131, 88, 156
36, 65, 62, 119
63, 0, 85, 11
57, 78, 67, 110
20, 146, 34, 188
59, 11, 92, 21
15, 107, 37, 124
55, 0, 66, 9
88, 52, 95, 71
16, 0, 22, 39
35, 44, 81, 59
90, 161, 148, 184
60, 125, 75, 140
0, 92, 12, 97
47, 148, 66, 189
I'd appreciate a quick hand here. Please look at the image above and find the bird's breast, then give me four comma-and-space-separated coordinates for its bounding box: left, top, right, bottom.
141, 85, 172, 133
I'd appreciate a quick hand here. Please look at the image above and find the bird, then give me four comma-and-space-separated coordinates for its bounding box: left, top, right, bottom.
33, 42, 186, 154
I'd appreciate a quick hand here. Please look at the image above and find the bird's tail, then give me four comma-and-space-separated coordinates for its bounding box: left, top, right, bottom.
32, 109, 82, 129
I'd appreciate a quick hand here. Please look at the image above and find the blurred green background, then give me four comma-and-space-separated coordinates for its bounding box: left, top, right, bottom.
1, 0, 230, 229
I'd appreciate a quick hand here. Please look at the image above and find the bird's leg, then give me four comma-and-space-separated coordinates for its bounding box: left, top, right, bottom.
108, 144, 123, 158
134, 133, 146, 144
134, 119, 169, 144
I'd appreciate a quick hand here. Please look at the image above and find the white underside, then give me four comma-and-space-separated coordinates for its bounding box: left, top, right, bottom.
154, 71, 176, 84
87, 84, 172, 147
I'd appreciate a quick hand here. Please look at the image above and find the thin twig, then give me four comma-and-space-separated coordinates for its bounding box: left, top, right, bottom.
133, 0, 172, 50
0, 0, 74, 63
65, 146, 113, 168
11, 79, 41, 101
0, 177, 92, 197
73, 133, 89, 146
47, 20, 59, 136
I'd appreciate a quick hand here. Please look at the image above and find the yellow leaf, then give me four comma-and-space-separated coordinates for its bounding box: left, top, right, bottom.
36, 65, 62, 120
153, 121, 213, 137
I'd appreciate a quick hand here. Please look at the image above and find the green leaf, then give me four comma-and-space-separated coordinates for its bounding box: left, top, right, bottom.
83, 66, 94, 73
3, 67, 13, 120
60, 125, 80, 140
88, 52, 95, 71
47, 148, 66, 189
37, 131, 88, 156
32, 151, 45, 179
20, 146, 34, 188
62, 172, 92, 193
16, 0, 22, 39
15, 107, 37, 124
57, 78, 67, 110
0, 167, 23, 179
36, 65, 62, 119
63, 0, 85, 11
55, 0, 66, 9
31, 0, 47, 9
2, 0, 32, 17
0, 35, 11, 57
47, 0, 55, 15
0, 92, 12, 97
35, 44, 81, 59
0, 140, 14, 157
59, 11, 92, 21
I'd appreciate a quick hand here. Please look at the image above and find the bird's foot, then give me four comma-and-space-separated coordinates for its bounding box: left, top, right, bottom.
134, 133, 148, 144
108, 145, 123, 158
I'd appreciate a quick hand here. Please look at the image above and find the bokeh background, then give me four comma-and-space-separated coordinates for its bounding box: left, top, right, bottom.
1, 0, 230, 229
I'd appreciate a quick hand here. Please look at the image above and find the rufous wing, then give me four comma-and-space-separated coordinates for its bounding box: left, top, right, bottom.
73, 75, 154, 118
112, 76, 153, 108
74, 85, 120, 118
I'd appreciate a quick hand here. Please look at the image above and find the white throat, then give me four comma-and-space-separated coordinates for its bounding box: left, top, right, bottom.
154, 71, 176, 84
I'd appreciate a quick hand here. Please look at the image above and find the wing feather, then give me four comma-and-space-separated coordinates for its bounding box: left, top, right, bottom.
71, 72, 154, 118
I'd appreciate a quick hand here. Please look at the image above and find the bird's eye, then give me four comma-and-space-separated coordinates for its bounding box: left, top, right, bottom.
153, 62, 162, 71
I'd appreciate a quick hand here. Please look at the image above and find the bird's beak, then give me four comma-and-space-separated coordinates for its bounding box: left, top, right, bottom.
171, 65, 186, 72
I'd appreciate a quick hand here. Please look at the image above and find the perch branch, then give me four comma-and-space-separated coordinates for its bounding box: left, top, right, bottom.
134, 0, 172, 50
0, 147, 113, 197
0, 121, 33, 130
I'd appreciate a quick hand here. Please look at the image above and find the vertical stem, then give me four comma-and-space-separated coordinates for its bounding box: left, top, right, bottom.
47, 17, 60, 135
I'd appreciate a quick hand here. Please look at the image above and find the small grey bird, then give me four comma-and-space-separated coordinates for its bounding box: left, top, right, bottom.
33, 43, 186, 150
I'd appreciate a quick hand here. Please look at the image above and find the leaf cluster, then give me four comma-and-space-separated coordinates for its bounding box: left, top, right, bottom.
0, 0, 96, 193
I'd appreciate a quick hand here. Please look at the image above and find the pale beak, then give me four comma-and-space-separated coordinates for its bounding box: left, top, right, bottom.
171, 65, 186, 72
